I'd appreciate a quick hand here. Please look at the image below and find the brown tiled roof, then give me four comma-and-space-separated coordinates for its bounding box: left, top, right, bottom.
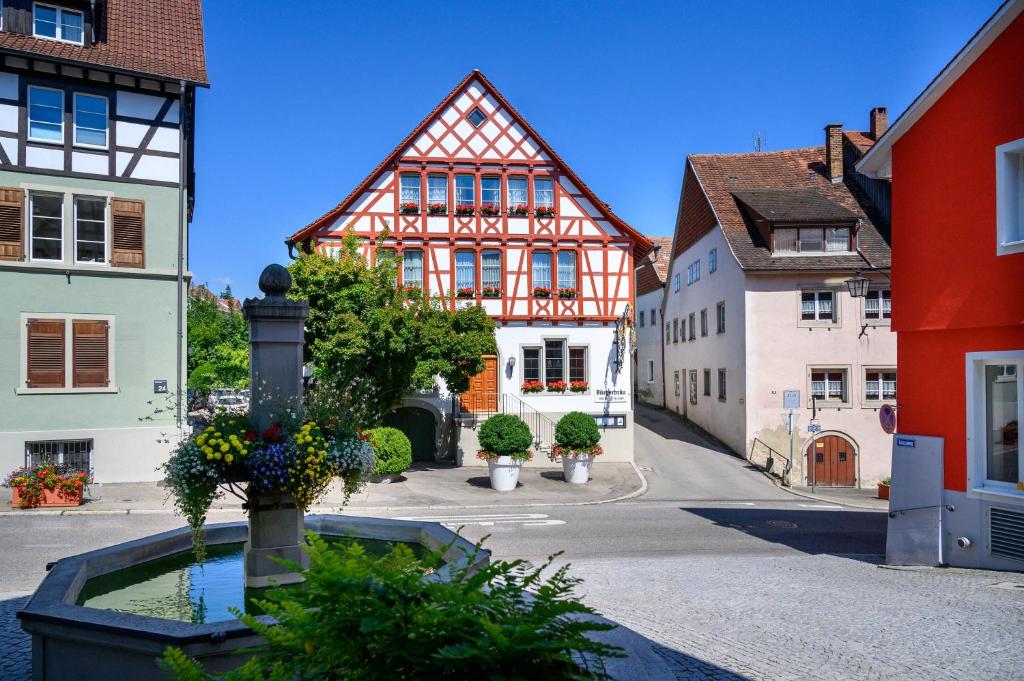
843, 131, 876, 156
731, 189, 860, 223
0, 0, 208, 84
636, 235, 673, 295
685, 146, 890, 271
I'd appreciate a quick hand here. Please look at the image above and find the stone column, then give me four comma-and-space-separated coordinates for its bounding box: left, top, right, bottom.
242, 264, 310, 588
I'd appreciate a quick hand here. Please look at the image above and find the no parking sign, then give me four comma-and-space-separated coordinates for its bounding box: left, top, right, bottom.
879, 404, 897, 434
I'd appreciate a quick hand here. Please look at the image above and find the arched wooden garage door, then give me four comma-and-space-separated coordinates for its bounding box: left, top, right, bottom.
383, 407, 437, 462
806, 434, 856, 486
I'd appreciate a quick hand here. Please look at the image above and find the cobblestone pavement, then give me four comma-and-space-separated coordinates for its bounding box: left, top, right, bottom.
0, 595, 30, 681
575, 553, 1024, 681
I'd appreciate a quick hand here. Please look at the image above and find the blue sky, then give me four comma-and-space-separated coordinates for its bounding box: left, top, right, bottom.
191, 0, 1001, 299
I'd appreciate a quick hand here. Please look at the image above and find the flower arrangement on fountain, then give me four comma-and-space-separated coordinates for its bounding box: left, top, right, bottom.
164, 411, 374, 562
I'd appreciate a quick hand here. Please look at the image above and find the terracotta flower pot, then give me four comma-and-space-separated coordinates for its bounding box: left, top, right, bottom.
11, 485, 83, 508
877, 482, 890, 501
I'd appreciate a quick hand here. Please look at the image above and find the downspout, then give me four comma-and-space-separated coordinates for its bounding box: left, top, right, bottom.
175, 80, 187, 429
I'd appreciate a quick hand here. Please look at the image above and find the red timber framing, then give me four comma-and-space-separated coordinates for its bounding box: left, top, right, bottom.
287, 71, 651, 326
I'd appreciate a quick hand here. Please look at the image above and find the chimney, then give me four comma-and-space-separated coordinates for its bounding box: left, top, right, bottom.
825, 123, 843, 183
870, 106, 888, 140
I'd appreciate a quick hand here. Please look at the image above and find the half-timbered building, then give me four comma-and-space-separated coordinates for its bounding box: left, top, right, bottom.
0, 0, 208, 482
288, 71, 651, 463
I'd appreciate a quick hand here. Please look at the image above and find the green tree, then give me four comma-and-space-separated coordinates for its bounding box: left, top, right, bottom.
187, 294, 248, 394
288, 229, 495, 425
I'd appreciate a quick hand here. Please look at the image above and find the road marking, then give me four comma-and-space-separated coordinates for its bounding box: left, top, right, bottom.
23, 544, 74, 548
720, 502, 757, 506
395, 513, 566, 528
797, 503, 843, 509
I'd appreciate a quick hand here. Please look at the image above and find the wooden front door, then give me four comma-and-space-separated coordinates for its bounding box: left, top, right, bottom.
806, 434, 856, 486
460, 355, 498, 413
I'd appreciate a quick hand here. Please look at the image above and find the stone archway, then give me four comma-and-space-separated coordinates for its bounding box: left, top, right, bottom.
383, 396, 450, 463
804, 431, 859, 487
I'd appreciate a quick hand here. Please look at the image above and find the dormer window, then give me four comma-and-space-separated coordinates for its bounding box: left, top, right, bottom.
34, 4, 84, 45
773, 226, 852, 254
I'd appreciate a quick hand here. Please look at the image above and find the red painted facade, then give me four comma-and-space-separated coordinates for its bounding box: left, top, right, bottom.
892, 11, 1024, 491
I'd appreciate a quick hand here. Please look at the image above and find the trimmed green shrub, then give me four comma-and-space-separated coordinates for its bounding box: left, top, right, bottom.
478, 413, 533, 460
555, 411, 601, 451
365, 427, 412, 476
160, 533, 624, 680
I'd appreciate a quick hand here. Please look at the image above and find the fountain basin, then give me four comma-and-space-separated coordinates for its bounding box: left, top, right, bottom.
18, 515, 487, 681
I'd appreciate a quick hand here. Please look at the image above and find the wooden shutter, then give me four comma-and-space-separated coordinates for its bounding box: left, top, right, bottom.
111, 199, 144, 268
72, 320, 109, 388
0, 187, 25, 261
27, 319, 65, 388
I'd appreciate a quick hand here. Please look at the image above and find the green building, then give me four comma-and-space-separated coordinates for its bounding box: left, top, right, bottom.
0, 1, 208, 481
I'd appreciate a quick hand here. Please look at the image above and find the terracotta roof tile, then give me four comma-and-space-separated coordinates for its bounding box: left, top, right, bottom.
0, 0, 208, 84
843, 130, 876, 155
636, 235, 672, 294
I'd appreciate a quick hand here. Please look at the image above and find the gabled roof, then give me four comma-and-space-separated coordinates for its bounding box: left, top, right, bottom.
687, 146, 890, 271
732, 189, 860, 223
287, 70, 652, 258
636, 236, 673, 295
858, 0, 1023, 177
0, 0, 208, 84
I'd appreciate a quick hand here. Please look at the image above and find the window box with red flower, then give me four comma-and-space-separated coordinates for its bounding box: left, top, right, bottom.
482, 286, 502, 298
456, 287, 476, 298
508, 204, 529, 217
558, 288, 578, 299
480, 204, 501, 217
521, 380, 544, 394
4, 463, 93, 509
403, 285, 422, 298
427, 203, 448, 215
535, 206, 556, 218
399, 202, 420, 215
546, 380, 568, 393
570, 380, 589, 393
533, 287, 552, 298
455, 205, 475, 216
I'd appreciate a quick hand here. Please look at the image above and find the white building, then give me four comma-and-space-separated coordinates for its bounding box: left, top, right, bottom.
287, 71, 652, 465
662, 114, 896, 487
633, 237, 672, 407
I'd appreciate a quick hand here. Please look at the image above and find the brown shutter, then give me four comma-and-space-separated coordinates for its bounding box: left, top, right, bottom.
72, 320, 109, 388
0, 187, 25, 261
111, 199, 145, 268
27, 319, 65, 388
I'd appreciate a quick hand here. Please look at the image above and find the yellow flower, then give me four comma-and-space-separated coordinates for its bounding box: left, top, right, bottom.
240, 448, 248, 456
202, 446, 213, 455
225, 454, 234, 463
206, 453, 213, 460
307, 447, 315, 454
220, 443, 230, 453
214, 452, 222, 460
214, 432, 221, 437
196, 435, 207, 446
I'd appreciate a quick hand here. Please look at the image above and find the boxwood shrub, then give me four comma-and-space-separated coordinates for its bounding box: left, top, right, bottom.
478, 414, 533, 460
554, 412, 601, 453
365, 427, 413, 476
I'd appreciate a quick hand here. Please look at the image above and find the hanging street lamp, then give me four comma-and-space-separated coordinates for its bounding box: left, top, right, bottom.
845, 272, 870, 298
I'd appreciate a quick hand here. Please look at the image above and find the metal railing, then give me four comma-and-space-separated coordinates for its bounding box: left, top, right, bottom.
749, 437, 792, 485
457, 392, 556, 451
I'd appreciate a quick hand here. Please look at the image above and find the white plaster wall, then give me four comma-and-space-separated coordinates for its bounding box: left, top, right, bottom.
662, 227, 748, 454
745, 273, 897, 485
634, 287, 665, 406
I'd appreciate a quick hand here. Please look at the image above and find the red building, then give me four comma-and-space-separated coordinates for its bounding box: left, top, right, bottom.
858, 0, 1024, 568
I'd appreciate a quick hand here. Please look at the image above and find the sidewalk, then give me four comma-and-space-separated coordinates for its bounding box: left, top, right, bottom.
781, 484, 890, 511
0, 461, 646, 516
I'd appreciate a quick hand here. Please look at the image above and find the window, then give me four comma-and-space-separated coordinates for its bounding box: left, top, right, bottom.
74, 196, 105, 264
30, 191, 63, 261
864, 289, 892, 322
665, 323, 670, 345
978, 360, 1023, 485
467, 108, 486, 127
455, 175, 475, 208
651, 308, 657, 325
688, 313, 695, 341
703, 369, 711, 396
544, 339, 565, 384
523, 347, 541, 382
674, 370, 681, 396
481, 250, 501, 290
709, 248, 717, 273
26, 439, 92, 470
672, 318, 679, 343
689, 370, 698, 405
718, 369, 727, 401
647, 360, 655, 383
673, 273, 681, 292
532, 251, 552, 289
569, 347, 586, 384
638, 311, 645, 327
33, 4, 83, 44
773, 226, 852, 254
687, 260, 700, 285
801, 290, 837, 323
864, 370, 896, 403
28, 86, 63, 143
716, 302, 726, 333
455, 251, 475, 292
481, 176, 501, 211
557, 251, 576, 289
700, 309, 708, 337
427, 175, 448, 207
810, 369, 848, 404
399, 174, 420, 210
22, 315, 113, 392
508, 176, 528, 211
402, 249, 423, 289
73, 94, 107, 148
534, 177, 554, 208
995, 138, 1024, 255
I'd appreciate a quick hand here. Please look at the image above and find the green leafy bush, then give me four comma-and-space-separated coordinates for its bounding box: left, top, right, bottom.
478, 413, 533, 460
365, 427, 412, 476
555, 412, 601, 451
160, 533, 623, 680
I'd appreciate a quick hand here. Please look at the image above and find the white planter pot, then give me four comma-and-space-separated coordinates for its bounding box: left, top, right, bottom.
487, 456, 524, 491
562, 454, 593, 484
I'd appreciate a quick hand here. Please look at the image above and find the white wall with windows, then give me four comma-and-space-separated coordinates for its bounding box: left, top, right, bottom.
634, 286, 665, 407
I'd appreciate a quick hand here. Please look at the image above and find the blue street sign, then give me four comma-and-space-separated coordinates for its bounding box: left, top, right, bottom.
896, 437, 916, 448
808, 424, 822, 434
879, 404, 897, 434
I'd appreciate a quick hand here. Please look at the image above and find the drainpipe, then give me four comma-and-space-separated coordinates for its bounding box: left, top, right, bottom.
175, 80, 187, 429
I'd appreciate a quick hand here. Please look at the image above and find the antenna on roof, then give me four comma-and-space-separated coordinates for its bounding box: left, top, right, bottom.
753, 132, 765, 152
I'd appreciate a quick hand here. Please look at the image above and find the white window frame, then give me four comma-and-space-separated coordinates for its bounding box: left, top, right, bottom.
716, 301, 726, 334
27, 85, 64, 144
399, 174, 421, 210
519, 338, 587, 391
718, 368, 727, 402
426, 175, 447, 207
688, 312, 696, 341
72, 92, 108, 150
807, 366, 852, 408
862, 287, 892, 325
402, 248, 423, 289
33, 2, 84, 45
673, 272, 681, 292
521, 345, 543, 384
532, 250, 552, 290
995, 137, 1024, 256
480, 175, 501, 211
17, 312, 117, 394
674, 370, 681, 396
72, 194, 108, 265
965, 351, 1024, 498
28, 190, 64, 263
454, 175, 475, 208
533, 177, 554, 209
507, 176, 528, 210
568, 345, 588, 386
454, 250, 476, 292
709, 248, 717, 273
687, 260, 701, 285
799, 288, 840, 327
638, 310, 645, 328
481, 249, 501, 290
647, 359, 655, 384
863, 367, 897, 406
700, 308, 708, 337
689, 370, 698, 405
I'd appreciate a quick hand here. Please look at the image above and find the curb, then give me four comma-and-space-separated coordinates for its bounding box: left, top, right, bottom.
773, 483, 889, 511
0, 463, 650, 517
